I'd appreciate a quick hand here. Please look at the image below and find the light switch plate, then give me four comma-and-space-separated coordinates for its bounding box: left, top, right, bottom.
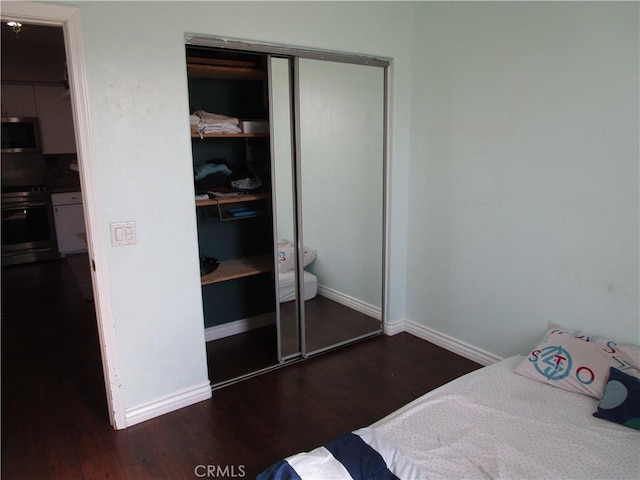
110, 221, 136, 246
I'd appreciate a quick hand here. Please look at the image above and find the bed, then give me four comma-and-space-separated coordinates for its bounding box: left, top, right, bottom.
277, 239, 318, 303
258, 326, 640, 479
279, 270, 318, 303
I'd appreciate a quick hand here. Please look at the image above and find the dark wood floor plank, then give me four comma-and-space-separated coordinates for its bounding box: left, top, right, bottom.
2, 258, 481, 479
81, 450, 127, 480
208, 294, 381, 386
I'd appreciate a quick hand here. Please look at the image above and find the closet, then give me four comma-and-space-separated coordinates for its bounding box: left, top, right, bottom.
185, 39, 388, 387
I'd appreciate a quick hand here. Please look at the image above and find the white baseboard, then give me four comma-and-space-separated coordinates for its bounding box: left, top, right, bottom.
383, 317, 405, 336
204, 290, 378, 342
317, 285, 381, 320
125, 381, 212, 427
389, 318, 502, 366
204, 313, 276, 342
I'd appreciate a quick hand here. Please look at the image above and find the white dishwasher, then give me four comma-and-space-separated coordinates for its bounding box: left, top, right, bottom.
51, 191, 88, 255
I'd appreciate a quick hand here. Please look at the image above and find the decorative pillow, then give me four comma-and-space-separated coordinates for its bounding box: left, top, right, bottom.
277, 239, 317, 272
546, 323, 640, 361
593, 367, 640, 430
515, 329, 640, 399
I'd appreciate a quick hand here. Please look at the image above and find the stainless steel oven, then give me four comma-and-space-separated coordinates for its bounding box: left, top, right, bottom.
2, 186, 59, 266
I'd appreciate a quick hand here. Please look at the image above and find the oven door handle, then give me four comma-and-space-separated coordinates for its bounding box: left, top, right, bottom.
2, 201, 47, 211
32, 247, 56, 253
3, 210, 27, 221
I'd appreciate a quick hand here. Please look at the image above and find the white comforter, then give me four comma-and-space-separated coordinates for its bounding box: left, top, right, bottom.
260, 356, 639, 480
371, 355, 640, 479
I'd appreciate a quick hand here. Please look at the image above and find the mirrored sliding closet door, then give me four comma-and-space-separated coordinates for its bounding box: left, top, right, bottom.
295, 57, 385, 355
187, 35, 387, 387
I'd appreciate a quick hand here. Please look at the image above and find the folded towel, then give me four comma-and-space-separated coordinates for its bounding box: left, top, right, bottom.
200, 123, 241, 134
194, 110, 239, 126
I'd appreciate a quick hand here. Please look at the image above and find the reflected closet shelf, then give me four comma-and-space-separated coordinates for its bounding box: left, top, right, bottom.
201, 254, 273, 285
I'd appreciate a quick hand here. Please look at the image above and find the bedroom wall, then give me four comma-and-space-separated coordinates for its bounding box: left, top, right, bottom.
58, 1, 414, 418
407, 2, 639, 357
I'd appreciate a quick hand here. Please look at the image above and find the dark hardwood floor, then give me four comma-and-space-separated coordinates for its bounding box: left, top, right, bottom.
207, 294, 382, 385
206, 325, 279, 385
2, 258, 481, 479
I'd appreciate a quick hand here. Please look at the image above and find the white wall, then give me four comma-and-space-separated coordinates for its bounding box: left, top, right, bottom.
52, 0, 639, 422
64, 1, 414, 415
299, 59, 384, 307
408, 2, 639, 356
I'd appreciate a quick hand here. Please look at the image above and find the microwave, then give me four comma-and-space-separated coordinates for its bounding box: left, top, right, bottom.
1, 117, 42, 153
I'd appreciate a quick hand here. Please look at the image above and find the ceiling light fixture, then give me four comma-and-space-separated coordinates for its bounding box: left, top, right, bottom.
7, 21, 22, 38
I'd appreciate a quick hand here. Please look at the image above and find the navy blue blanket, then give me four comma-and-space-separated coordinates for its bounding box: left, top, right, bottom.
257, 429, 422, 480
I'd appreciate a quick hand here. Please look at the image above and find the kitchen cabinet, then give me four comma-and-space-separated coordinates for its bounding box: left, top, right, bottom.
34, 86, 76, 154
1, 84, 37, 117
0, 84, 75, 154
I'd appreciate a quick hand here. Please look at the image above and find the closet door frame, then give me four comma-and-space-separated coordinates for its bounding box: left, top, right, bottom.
186, 33, 390, 361
268, 54, 303, 362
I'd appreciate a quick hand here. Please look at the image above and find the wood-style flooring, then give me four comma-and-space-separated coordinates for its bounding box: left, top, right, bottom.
207, 294, 382, 385
1, 258, 481, 479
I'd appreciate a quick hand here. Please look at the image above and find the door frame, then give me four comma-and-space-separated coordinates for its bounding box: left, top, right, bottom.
1, 1, 125, 428
188, 36, 390, 362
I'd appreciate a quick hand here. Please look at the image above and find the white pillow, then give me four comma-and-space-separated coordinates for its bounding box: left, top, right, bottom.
545, 324, 640, 365
277, 239, 317, 272
515, 328, 640, 399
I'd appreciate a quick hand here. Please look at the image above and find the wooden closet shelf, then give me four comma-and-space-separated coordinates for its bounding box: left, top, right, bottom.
201, 254, 273, 285
196, 193, 270, 208
186, 57, 256, 68
191, 131, 269, 139
187, 63, 267, 81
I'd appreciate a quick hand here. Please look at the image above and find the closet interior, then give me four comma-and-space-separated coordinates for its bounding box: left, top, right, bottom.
186, 40, 387, 387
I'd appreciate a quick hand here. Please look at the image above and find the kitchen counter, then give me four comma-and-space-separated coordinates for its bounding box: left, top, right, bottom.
44, 154, 81, 193
50, 183, 81, 193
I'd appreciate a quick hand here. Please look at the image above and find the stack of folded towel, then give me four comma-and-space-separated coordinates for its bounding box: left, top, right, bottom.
190, 110, 241, 137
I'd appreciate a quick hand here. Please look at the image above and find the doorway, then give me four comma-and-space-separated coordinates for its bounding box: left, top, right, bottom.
1, 2, 124, 428
0, 19, 106, 421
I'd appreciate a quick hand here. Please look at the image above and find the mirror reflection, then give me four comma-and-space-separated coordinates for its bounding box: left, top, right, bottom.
297, 58, 385, 354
